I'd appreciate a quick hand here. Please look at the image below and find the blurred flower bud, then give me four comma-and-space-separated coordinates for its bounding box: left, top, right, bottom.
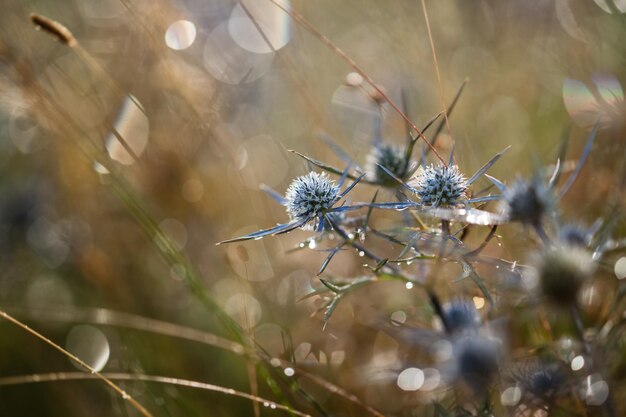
502, 178, 552, 225
442, 299, 481, 335
532, 245, 595, 306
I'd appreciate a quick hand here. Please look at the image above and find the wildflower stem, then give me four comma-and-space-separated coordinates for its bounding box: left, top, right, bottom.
427, 291, 450, 333
441, 219, 450, 236
327, 218, 451, 330
326, 216, 399, 274
534, 222, 551, 246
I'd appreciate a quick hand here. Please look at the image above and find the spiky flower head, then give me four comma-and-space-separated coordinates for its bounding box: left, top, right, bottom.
502, 178, 552, 225
454, 335, 500, 392
414, 164, 467, 207
531, 245, 595, 306
442, 299, 481, 334
558, 224, 589, 248
366, 144, 408, 185
523, 365, 566, 404
284, 172, 340, 224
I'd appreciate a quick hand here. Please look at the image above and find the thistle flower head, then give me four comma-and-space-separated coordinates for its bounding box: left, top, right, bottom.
414, 164, 467, 207
511, 361, 567, 407
454, 335, 500, 391
443, 299, 481, 334
558, 224, 589, 247
366, 144, 408, 185
531, 245, 595, 306
284, 172, 340, 224
524, 366, 565, 402
502, 178, 552, 225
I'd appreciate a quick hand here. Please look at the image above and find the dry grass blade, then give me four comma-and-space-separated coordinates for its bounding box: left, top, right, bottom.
293, 369, 387, 417
9, 306, 246, 356
0, 372, 312, 417
420, 0, 451, 141
0, 309, 154, 417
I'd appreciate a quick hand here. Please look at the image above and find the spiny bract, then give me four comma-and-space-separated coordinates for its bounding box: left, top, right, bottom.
284, 172, 340, 224
366, 144, 407, 185
415, 164, 468, 207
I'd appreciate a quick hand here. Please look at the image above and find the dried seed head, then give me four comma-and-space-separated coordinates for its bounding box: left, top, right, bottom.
415, 164, 467, 207
366, 144, 407, 185
284, 172, 339, 224
532, 245, 595, 306
442, 299, 481, 334
30, 14, 77, 47
502, 179, 551, 225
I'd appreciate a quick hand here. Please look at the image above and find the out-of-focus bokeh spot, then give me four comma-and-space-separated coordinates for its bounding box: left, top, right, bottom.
165, 20, 197, 50
593, 0, 626, 13
615, 257, 626, 279
563, 74, 624, 130
204, 21, 275, 84
397, 367, 425, 391
228, 0, 291, 53
105, 95, 149, 165
65, 325, 110, 372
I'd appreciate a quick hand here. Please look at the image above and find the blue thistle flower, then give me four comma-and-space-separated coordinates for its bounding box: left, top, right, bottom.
531, 245, 595, 306
285, 172, 340, 227
414, 164, 468, 207
454, 335, 500, 392
512, 361, 567, 407
558, 224, 590, 247
502, 178, 552, 225
218, 170, 364, 244
442, 299, 481, 334
366, 144, 410, 186
524, 366, 565, 401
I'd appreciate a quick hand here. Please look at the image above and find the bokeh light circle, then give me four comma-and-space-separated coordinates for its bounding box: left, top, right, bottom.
165, 20, 197, 50
228, 0, 291, 53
